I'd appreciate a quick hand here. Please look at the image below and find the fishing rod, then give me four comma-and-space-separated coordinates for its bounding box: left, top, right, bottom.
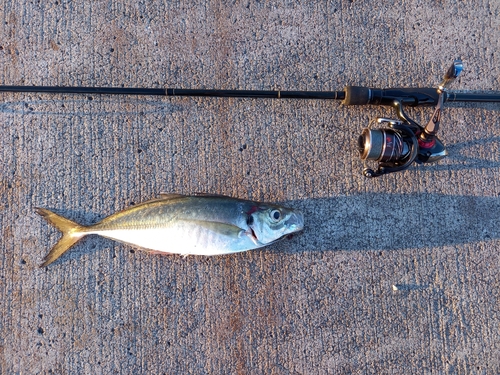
1, 59, 499, 177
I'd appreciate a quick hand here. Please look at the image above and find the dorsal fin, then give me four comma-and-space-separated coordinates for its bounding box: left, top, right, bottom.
158, 192, 243, 200
158, 193, 187, 200
135, 193, 186, 205
191, 192, 235, 199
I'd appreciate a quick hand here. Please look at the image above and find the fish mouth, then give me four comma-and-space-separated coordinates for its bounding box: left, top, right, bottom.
287, 211, 304, 232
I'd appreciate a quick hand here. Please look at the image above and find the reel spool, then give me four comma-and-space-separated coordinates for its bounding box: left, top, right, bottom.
358, 119, 419, 178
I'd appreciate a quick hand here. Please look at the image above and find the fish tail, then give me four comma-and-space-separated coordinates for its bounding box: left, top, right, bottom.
36, 208, 87, 267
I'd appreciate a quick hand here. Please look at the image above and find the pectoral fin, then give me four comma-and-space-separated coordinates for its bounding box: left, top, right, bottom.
185, 220, 262, 251
185, 220, 245, 238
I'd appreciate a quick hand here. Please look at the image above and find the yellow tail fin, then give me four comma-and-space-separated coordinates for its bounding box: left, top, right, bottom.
36, 208, 87, 267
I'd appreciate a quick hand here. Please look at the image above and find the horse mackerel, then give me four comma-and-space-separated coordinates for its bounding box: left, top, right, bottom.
36, 193, 304, 267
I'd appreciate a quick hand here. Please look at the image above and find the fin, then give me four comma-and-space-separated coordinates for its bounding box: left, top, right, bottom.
191, 192, 236, 198
132, 194, 186, 205
158, 193, 187, 199
159, 192, 242, 200
183, 219, 245, 237
36, 208, 87, 267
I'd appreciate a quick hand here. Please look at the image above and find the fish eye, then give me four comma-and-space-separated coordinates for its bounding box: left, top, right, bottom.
270, 209, 281, 221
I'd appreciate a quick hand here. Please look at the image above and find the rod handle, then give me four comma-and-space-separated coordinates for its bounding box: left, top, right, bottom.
343, 86, 440, 107
342, 86, 372, 105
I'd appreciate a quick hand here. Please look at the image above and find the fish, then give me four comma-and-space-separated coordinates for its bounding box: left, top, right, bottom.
36, 193, 304, 267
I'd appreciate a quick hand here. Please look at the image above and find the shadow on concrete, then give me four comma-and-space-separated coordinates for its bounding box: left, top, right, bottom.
406, 136, 500, 173
285, 193, 500, 253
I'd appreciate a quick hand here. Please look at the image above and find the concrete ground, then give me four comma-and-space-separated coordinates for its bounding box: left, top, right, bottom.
1, 1, 499, 374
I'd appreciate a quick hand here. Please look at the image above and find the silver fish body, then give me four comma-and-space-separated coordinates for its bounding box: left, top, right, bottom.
36, 193, 304, 267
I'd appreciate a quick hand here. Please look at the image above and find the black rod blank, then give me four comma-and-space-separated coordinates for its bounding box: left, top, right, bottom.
165, 88, 345, 100
445, 91, 500, 103
0, 85, 166, 96
0, 85, 345, 100
1, 85, 500, 103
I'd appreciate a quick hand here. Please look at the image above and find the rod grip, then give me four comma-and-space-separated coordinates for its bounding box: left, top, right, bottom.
342, 86, 371, 105
343, 86, 439, 107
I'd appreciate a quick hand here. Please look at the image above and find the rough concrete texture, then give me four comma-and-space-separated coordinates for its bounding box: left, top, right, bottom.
1, 1, 499, 374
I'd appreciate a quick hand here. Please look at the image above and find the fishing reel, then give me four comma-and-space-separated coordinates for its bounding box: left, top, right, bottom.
355, 60, 463, 177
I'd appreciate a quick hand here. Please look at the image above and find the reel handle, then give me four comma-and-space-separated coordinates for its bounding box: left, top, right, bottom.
439, 60, 463, 91
420, 59, 463, 146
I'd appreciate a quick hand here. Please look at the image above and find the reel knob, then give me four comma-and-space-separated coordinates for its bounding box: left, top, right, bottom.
362, 168, 376, 178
